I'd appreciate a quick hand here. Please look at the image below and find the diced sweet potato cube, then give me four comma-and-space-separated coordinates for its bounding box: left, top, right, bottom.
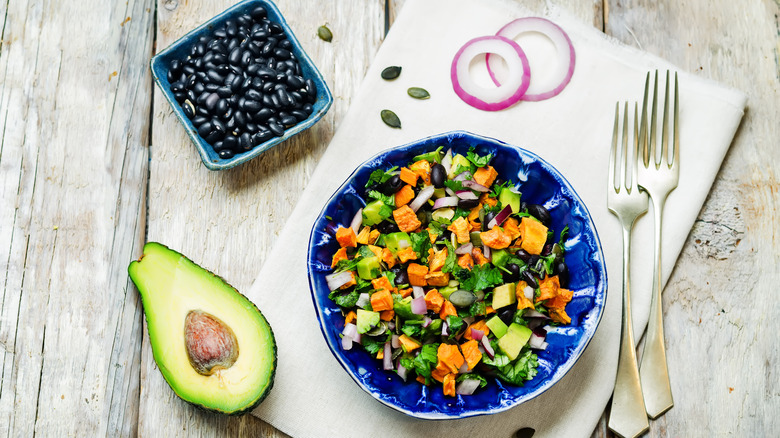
344, 310, 356, 324
370, 288, 394, 312
336, 226, 357, 248
399, 334, 421, 352
376, 348, 384, 359
519, 217, 548, 255
448, 216, 471, 244
399, 167, 418, 186
463, 320, 490, 341
443, 373, 456, 397
460, 339, 483, 370
457, 253, 474, 270
356, 226, 371, 245
381, 248, 397, 268
431, 360, 450, 383
425, 289, 444, 312
437, 343, 465, 373
397, 247, 417, 264
409, 160, 431, 185
367, 244, 383, 259
536, 275, 560, 302
546, 288, 573, 310
485, 305, 495, 315
503, 217, 521, 241
549, 307, 571, 325
393, 205, 422, 233
479, 193, 498, 207
473, 165, 498, 187
367, 229, 380, 244
398, 287, 413, 298
439, 300, 457, 320
472, 247, 489, 266
425, 271, 450, 287
407, 263, 428, 286
395, 184, 415, 207
516, 281, 534, 310
429, 247, 448, 272
371, 276, 393, 292
331, 247, 348, 268
426, 228, 439, 243
380, 309, 395, 321
480, 226, 512, 249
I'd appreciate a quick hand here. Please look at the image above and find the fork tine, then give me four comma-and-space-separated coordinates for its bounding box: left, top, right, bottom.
672, 72, 679, 167
610, 102, 619, 191
632, 102, 640, 192
640, 72, 650, 166
649, 70, 659, 167
621, 101, 629, 190
661, 70, 671, 167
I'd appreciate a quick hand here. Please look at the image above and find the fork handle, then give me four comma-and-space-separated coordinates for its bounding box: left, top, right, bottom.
608, 226, 649, 438
640, 198, 674, 418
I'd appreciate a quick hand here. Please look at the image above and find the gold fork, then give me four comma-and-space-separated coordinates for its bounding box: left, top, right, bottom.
636, 70, 678, 418
607, 102, 650, 438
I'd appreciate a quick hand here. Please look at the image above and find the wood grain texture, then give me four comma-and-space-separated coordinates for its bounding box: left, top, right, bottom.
142, 0, 386, 436
0, 0, 153, 436
605, 0, 780, 436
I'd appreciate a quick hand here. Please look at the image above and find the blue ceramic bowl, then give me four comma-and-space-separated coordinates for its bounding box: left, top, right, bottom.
307, 131, 607, 419
150, 0, 333, 171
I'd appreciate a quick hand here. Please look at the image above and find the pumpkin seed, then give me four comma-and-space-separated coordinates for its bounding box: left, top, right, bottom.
317, 25, 333, 42
380, 109, 401, 128
407, 87, 430, 99
381, 66, 402, 80
449, 290, 477, 308
365, 321, 388, 336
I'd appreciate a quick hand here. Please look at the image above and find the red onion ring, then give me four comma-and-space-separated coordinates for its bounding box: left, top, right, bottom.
487, 17, 575, 102
409, 185, 435, 212
433, 196, 459, 209
350, 208, 363, 234
451, 35, 531, 111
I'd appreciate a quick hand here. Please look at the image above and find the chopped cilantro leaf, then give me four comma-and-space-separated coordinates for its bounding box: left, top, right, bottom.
368, 190, 396, 207
466, 147, 494, 168
558, 225, 569, 248
410, 231, 432, 262
443, 179, 465, 192
412, 343, 439, 378
456, 373, 488, 388
328, 289, 359, 308
494, 350, 538, 385
365, 166, 398, 189
361, 336, 386, 355
457, 264, 503, 292
442, 239, 457, 273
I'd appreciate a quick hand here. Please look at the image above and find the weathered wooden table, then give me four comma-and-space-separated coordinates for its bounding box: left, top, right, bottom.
1, 0, 777, 436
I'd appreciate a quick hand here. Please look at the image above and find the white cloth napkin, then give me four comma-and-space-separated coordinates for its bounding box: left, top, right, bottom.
247, 0, 746, 436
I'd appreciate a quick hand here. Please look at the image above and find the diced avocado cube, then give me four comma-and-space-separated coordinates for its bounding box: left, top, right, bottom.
450, 154, 475, 177
433, 188, 446, 198
485, 315, 509, 339
356, 309, 380, 334
491, 283, 517, 310
384, 232, 411, 255
393, 295, 423, 320
497, 323, 532, 360
469, 232, 483, 246
413, 147, 443, 163
363, 200, 391, 226
491, 249, 510, 268
498, 187, 522, 214
431, 208, 455, 223
356, 256, 381, 280
439, 286, 458, 300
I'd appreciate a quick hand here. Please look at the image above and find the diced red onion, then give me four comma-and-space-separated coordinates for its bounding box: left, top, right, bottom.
326, 271, 353, 291
356, 293, 370, 309
455, 242, 473, 255
458, 361, 470, 374
391, 334, 401, 349
488, 17, 576, 102
350, 208, 363, 234
397, 362, 408, 381
411, 296, 427, 315
529, 332, 547, 350
341, 335, 353, 350
451, 35, 531, 111
442, 149, 453, 175
481, 335, 495, 359
422, 316, 432, 328
441, 321, 450, 336
409, 185, 435, 212
387, 321, 395, 330
483, 245, 492, 261
341, 323, 358, 350
456, 378, 482, 395
523, 285, 534, 300
433, 196, 459, 209
456, 190, 479, 200
445, 187, 457, 197
454, 171, 470, 182
461, 180, 489, 192
470, 328, 485, 341
383, 343, 393, 370
487, 204, 513, 229
412, 286, 425, 299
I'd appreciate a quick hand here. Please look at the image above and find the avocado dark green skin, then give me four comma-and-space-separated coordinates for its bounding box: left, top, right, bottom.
129, 242, 277, 416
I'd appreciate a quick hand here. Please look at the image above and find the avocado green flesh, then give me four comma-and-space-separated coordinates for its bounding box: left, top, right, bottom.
128, 242, 276, 415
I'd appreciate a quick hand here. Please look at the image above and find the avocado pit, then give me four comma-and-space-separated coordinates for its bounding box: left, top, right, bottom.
184, 310, 239, 375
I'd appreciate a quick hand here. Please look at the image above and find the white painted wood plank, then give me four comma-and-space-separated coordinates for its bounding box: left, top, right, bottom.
0, 0, 153, 436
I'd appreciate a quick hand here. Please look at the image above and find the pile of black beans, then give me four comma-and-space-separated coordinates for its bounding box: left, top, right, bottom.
166, 6, 318, 159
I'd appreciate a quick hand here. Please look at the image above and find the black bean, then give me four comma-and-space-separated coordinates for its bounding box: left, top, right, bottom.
218, 149, 234, 159
458, 198, 479, 210
527, 204, 552, 227
522, 270, 539, 289
430, 163, 446, 188
241, 76, 253, 90
381, 175, 403, 195
212, 140, 224, 151
304, 79, 317, 98
541, 243, 554, 256
254, 108, 273, 121
241, 50, 252, 66
286, 74, 304, 89
197, 121, 212, 137
504, 263, 521, 283
170, 81, 185, 93
186, 89, 196, 102
376, 221, 400, 234
202, 51, 215, 64
213, 53, 227, 64
196, 91, 210, 106
267, 116, 279, 126
261, 40, 276, 55
243, 99, 261, 112
247, 41, 262, 56
246, 123, 259, 133
252, 29, 269, 40
288, 91, 303, 105
169, 59, 182, 75
222, 135, 238, 150
256, 67, 275, 79
497, 306, 515, 326
221, 106, 233, 121
229, 75, 243, 92
239, 132, 252, 150
205, 129, 223, 144
225, 117, 237, 131
182, 64, 196, 76
251, 6, 267, 20
173, 90, 186, 103
273, 48, 291, 59
483, 211, 497, 231
247, 63, 261, 76
204, 83, 219, 92
290, 109, 308, 121
237, 14, 251, 26
191, 115, 208, 126
268, 23, 283, 34
280, 115, 297, 126
167, 69, 178, 83
211, 118, 226, 134
394, 269, 409, 286
228, 46, 242, 65
226, 22, 237, 37
245, 89, 262, 101
185, 74, 198, 89
182, 100, 195, 118
555, 263, 570, 287
268, 121, 284, 136
206, 70, 225, 84
216, 86, 232, 98
194, 42, 206, 57
234, 111, 247, 127
253, 130, 272, 144
214, 26, 227, 39
276, 89, 293, 107
205, 93, 220, 111
261, 81, 274, 93
278, 39, 292, 50
302, 103, 313, 113
196, 106, 210, 117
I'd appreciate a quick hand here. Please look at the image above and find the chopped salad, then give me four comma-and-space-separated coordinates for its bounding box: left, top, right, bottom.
325, 147, 573, 397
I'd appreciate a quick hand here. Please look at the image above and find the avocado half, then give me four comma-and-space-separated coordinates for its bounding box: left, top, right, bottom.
128, 242, 276, 415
